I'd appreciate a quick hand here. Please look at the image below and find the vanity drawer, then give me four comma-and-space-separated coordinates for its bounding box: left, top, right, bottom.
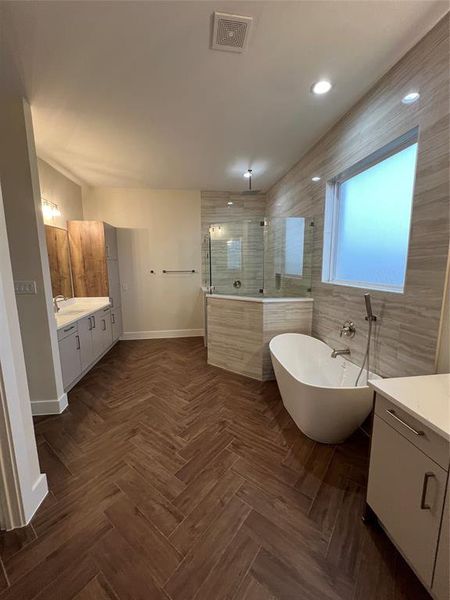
375, 394, 449, 470
57, 322, 78, 342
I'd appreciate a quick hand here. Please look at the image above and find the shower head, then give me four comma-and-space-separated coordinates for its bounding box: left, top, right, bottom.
364, 293, 377, 322
242, 168, 261, 194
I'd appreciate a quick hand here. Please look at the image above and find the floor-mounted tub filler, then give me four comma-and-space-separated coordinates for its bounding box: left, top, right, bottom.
270, 333, 380, 444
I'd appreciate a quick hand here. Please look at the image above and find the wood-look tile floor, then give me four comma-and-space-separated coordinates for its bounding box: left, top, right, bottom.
0, 338, 430, 600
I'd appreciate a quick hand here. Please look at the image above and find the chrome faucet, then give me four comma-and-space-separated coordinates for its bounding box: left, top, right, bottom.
53, 295, 67, 313
331, 348, 351, 358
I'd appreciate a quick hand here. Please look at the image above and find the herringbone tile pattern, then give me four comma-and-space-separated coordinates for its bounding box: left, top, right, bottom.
0, 339, 429, 599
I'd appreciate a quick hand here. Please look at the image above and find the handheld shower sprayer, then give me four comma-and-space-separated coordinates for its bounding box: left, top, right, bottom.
364, 293, 377, 322
355, 294, 377, 386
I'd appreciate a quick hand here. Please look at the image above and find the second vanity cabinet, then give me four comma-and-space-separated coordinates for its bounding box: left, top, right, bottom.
58, 305, 114, 391
367, 376, 449, 599
58, 323, 82, 389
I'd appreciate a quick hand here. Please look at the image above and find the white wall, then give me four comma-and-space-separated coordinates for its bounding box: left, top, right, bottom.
0, 177, 48, 528
38, 158, 84, 228
83, 187, 203, 338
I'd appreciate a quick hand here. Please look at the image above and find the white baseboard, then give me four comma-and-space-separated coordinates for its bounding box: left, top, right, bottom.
122, 329, 204, 340
25, 473, 48, 525
31, 393, 68, 416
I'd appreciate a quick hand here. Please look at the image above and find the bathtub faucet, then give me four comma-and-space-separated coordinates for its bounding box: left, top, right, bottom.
331, 348, 351, 358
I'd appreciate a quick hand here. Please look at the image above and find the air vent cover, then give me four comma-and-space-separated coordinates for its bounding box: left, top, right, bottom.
211, 12, 253, 53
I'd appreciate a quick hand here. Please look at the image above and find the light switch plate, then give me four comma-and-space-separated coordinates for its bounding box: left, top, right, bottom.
14, 280, 37, 295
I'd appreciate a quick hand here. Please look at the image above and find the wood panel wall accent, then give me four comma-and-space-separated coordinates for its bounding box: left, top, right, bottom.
68, 220, 109, 297
207, 297, 313, 380
266, 14, 450, 378
44, 225, 72, 299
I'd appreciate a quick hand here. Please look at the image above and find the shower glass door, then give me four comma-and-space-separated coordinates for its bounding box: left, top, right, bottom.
263, 217, 314, 297
209, 219, 264, 295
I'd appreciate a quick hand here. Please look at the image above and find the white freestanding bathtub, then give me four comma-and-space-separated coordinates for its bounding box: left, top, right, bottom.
269, 333, 380, 444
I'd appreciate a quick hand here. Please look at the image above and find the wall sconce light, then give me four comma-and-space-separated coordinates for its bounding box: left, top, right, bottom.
41, 198, 61, 219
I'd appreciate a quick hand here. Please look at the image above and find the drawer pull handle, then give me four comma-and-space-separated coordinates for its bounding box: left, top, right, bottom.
64, 325, 75, 333
420, 472, 435, 510
386, 409, 424, 437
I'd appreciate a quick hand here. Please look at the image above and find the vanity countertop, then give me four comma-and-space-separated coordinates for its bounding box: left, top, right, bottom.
54, 297, 111, 330
370, 374, 450, 440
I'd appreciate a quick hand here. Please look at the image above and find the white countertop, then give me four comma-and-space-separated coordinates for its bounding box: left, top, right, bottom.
54, 297, 111, 330
370, 374, 450, 440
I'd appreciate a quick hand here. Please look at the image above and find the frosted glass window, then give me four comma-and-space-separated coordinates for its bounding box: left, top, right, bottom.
284, 218, 305, 276
323, 140, 418, 292
227, 239, 241, 270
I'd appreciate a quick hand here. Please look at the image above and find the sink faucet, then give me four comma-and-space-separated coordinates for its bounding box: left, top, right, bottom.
331, 348, 351, 358
53, 295, 67, 313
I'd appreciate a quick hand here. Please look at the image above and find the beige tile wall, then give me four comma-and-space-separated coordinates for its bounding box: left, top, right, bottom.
265, 15, 449, 378
207, 297, 313, 381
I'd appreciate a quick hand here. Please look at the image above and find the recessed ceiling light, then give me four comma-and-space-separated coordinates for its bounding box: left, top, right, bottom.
227, 201, 233, 206
311, 80, 332, 95
243, 169, 252, 178
311, 176, 321, 182
401, 91, 420, 105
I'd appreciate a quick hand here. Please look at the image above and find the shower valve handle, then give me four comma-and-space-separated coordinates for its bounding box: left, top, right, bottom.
340, 321, 356, 338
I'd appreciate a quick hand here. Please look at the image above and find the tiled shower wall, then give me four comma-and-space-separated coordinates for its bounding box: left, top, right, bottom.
265, 15, 449, 378
201, 191, 265, 289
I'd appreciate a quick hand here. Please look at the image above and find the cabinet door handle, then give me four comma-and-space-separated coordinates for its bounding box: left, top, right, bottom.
385, 409, 424, 437
75, 334, 80, 350
88, 316, 93, 331
102, 319, 106, 331
420, 472, 435, 510
92, 315, 96, 328
111, 313, 115, 324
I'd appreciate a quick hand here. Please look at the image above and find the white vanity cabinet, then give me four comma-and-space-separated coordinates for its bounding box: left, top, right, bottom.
111, 306, 123, 342
99, 306, 113, 350
58, 324, 82, 389
367, 376, 450, 599
78, 315, 95, 371
90, 307, 113, 358
104, 222, 118, 260
432, 486, 449, 600
57, 302, 118, 393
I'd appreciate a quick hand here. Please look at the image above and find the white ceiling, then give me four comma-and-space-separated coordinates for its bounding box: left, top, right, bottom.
3, 1, 448, 191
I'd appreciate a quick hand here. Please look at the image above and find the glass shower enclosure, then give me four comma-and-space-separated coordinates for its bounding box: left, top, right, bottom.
206, 217, 314, 297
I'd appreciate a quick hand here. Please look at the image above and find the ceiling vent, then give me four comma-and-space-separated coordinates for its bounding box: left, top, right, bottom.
211, 12, 253, 53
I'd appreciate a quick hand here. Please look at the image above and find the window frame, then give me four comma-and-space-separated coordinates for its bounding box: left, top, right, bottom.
322, 128, 419, 294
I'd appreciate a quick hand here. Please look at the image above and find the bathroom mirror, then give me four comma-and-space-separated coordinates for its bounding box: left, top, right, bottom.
45, 225, 73, 298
